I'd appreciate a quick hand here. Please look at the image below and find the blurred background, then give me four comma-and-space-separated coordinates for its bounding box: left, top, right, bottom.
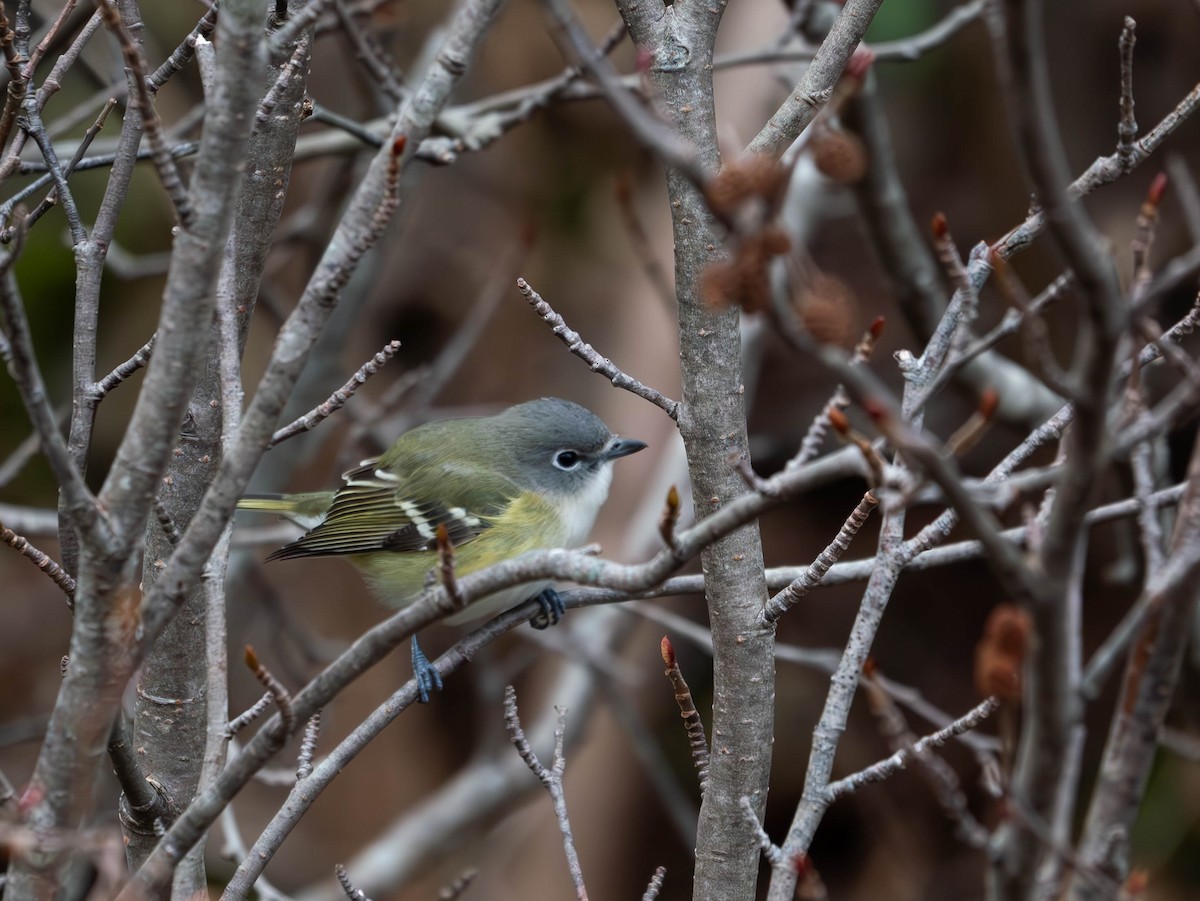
2, 0, 1200, 898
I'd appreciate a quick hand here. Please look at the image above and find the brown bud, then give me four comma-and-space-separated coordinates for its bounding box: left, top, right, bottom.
706, 154, 790, 218
931, 211, 948, 239
700, 260, 741, 311
1147, 172, 1167, 207
846, 47, 876, 81
796, 272, 857, 346
827, 407, 850, 434
974, 604, 1031, 701
1122, 869, 1149, 898
809, 128, 868, 184
760, 224, 792, 257
979, 388, 1000, 421
864, 399, 890, 424
660, 635, 676, 668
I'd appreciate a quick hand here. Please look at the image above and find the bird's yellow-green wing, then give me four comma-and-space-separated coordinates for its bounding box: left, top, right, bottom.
264, 455, 518, 562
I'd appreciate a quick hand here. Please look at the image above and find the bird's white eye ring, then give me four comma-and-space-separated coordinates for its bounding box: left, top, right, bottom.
554, 450, 581, 470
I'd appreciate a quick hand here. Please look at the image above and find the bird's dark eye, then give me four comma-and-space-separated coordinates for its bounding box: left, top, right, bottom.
554, 450, 581, 470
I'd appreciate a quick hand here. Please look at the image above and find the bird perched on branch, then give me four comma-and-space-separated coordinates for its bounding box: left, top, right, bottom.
239, 397, 646, 701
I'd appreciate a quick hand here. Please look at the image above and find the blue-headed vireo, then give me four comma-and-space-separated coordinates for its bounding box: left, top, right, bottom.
238, 397, 646, 700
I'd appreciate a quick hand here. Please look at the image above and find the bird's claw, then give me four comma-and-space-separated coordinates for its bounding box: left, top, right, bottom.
411, 636, 444, 703
530, 588, 564, 630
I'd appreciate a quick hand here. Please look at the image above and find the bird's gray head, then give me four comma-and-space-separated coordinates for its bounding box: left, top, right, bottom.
495, 397, 646, 497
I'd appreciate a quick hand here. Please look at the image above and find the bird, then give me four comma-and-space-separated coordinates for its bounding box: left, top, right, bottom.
238, 397, 646, 700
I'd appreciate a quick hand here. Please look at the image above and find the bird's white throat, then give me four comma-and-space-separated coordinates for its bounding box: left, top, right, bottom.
551, 461, 615, 546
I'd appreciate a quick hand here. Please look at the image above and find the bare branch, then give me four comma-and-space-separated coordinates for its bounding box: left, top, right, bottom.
747, 0, 885, 158
640, 866, 667, 901
226, 693, 276, 739
825, 697, 1000, 800
244, 646, 295, 739
91, 333, 155, 402
740, 796, 786, 870
761, 492, 877, 625
660, 636, 709, 792
295, 712, 322, 782
540, 0, 703, 186
0, 518, 76, 603
270, 339, 402, 446
1071, 439, 1200, 898
94, 0, 193, 226
148, 5, 219, 91
504, 686, 589, 900
861, 665, 991, 847
108, 716, 173, 838
0, 263, 103, 541
331, 0, 404, 103
334, 864, 373, 901
1117, 17, 1137, 170
518, 277, 680, 419
988, 3, 1128, 892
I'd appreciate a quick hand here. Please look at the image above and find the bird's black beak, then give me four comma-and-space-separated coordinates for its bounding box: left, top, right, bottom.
605, 438, 648, 460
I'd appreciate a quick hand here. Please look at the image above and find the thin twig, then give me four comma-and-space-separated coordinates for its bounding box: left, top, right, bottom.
334, 864, 373, 901
761, 492, 877, 624
18, 99, 87, 245
37, 14, 102, 112
148, 5, 219, 91
270, 339, 401, 445
0, 519, 76, 602
22, 0, 80, 78
0, 261, 102, 542
861, 664, 991, 847
640, 866, 667, 901
296, 712, 321, 780
226, 693, 276, 738
217, 804, 294, 901
539, 0, 704, 187
825, 697, 1000, 800
747, 0, 885, 158
660, 636, 709, 792
517, 277, 679, 419
718, 0, 986, 70
504, 685, 589, 900
0, 6, 28, 165
20, 97, 117, 236
90, 334, 155, 402
94, 0, 193, 226
1128, 422, 1165, 576
256, 36, 310, 134
793, 318, 884, 468
245, 646, 297, 738
1117, 17, 1137, 170
740, 796, 786, 869
331, 0, 403, 102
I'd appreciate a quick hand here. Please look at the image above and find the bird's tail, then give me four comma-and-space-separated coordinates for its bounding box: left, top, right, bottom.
237, 492, 334, 531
